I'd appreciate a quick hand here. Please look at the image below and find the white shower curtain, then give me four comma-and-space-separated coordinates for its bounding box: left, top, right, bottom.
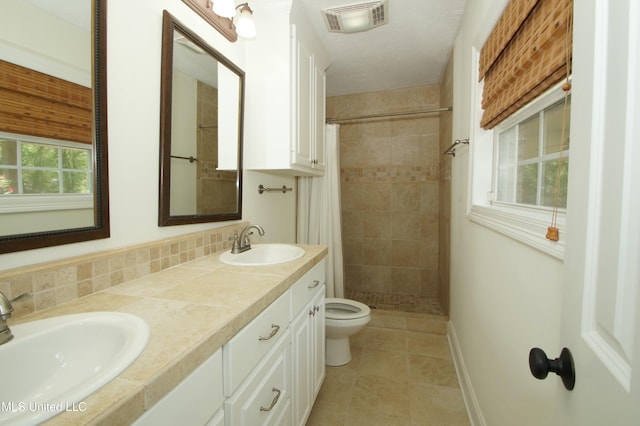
297, 124, 344, 298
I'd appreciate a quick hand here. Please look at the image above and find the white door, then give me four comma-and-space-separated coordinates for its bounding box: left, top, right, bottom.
556, 0, 640, 423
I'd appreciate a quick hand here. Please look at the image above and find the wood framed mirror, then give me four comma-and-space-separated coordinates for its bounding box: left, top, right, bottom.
0, 0, 110, 254
158, 11, 244, 226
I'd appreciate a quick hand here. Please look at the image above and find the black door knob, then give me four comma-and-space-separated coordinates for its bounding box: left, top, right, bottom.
529, 347, 575, 391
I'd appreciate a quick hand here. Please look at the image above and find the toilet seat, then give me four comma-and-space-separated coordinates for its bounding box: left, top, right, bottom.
325, 298, 371, 320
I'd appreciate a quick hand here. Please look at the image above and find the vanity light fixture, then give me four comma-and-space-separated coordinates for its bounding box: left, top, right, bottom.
235, 3, 256, 39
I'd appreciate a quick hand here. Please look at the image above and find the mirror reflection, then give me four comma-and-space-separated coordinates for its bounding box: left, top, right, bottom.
159, 11, 243, 226
0, 0, 109, 253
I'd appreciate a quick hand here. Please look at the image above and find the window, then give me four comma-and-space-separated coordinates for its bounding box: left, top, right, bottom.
468, 57, 571, 260
0, 133, 92, 196
494, 97, 570, 210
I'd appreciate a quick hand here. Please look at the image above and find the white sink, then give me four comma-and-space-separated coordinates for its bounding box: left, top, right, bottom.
0, 312, 150, 425
219, 243, 305, 266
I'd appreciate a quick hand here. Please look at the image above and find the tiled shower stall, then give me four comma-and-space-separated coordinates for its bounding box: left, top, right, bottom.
327, 81, 452, 316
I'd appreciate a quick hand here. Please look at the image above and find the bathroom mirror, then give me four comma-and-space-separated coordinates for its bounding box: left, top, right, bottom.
0, 0, 109, 254
159, 11, 244, 226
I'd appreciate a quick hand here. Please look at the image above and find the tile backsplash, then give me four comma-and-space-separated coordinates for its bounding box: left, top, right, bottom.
0, 222, 247, 318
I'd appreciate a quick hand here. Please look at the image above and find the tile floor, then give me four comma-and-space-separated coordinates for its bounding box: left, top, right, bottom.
345, 291, 444, 316
307, 310, 470, 426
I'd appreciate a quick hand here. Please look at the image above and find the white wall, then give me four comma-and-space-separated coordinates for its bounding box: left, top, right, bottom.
1, 0, 296, 271
449, 0, 565, 424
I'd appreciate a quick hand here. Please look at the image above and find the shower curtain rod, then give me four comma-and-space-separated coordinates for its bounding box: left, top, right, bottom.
326, 106, 452, 124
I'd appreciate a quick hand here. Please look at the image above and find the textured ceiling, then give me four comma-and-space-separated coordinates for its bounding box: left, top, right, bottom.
299, 0, 467, 96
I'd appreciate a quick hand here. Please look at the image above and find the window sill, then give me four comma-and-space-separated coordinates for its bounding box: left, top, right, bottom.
468, 204, 565, 260
0, 194, 93, 213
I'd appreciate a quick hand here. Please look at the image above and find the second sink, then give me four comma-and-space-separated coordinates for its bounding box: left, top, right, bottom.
219, 243, 305, 266
0, 312, 149, 425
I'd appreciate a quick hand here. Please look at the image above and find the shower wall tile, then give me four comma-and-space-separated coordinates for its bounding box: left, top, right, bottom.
331, 85, 441, 299
343, 238, 364, 265
361, 265, 390, 293
362, 239, 391, 266
362, 213, 391, 239
391, 213, 421, 240
392, 183, 421, 212
391, 267, 420, 294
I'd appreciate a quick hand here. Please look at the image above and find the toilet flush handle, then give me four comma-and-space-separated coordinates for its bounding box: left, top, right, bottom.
308, 280, 320, 289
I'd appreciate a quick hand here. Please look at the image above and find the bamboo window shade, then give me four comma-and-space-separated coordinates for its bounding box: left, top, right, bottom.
0, 60, 92, 144
478, 0, 573, 129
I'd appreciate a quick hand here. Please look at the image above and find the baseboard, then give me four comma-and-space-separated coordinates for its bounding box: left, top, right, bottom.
447, 320, 487, 426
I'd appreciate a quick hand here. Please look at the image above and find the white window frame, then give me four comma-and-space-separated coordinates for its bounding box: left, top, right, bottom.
0, 132, 93, 213
466, 48, 569, 260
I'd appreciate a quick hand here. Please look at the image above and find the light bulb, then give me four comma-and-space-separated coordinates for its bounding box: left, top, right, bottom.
211, 0, 235, 18
236, 4, 256, 38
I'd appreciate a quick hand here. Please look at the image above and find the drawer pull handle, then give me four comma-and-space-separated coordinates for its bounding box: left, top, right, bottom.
309, 308, 315, 317
260, 387, 281, 412
258, 324, 280, 341
308, 280, 320, 289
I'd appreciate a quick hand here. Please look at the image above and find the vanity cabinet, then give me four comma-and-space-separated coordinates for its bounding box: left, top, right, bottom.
133, 257, 326, 426
290, 262, 326, 426
244, 0, 329, 176
133, 348, 224, 426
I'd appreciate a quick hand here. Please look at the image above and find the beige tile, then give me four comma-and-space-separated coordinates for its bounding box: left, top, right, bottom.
350, 375, 410, 418
358, 349, 408, 382
391, 240, 421, 267
407, 331, 450, 359
391, 213, 422, 240
362, 212, 391, 239
345, 409, 412, 426
362, 239, 391, 266
360, 327, 407, 353
391, 267, 420, 294
409, 382, 470, 425
361, 266, 390, 293
369, 311, 407, 329
408, 353, 459, 387
406, 316, 448, 335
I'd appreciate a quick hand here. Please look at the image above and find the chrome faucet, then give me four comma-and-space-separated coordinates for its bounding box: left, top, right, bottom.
231, 225, 265, 254
0, 292, 30, 345
0, 291, 15, 345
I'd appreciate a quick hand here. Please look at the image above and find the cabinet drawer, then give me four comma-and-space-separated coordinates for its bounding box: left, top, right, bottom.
225, 330, 290, 426
290, 259, 325, 314
223, 290, 291, 396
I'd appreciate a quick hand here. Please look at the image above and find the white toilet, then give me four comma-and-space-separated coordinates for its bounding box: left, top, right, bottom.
325, 298, 371, 366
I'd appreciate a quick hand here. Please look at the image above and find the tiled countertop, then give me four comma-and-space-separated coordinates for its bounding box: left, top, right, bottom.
12, 244, 327, 425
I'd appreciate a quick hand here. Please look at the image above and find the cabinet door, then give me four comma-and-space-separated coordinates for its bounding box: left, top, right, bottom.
311, 289, 326, 398
293, 39, 313, 168
291, 304, 313, 426
313, 66, 326, 171
134, 349, 224, 425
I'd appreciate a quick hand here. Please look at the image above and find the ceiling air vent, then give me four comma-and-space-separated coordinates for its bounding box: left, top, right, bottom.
321, 0, 388, 34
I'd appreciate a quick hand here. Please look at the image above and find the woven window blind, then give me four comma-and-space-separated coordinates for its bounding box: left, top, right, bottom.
0, 60, 92, 144
479, 0, 573, 129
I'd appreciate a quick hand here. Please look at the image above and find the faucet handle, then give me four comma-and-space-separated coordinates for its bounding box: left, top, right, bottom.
0, 292, 13, 320
229, 231, 241, 254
